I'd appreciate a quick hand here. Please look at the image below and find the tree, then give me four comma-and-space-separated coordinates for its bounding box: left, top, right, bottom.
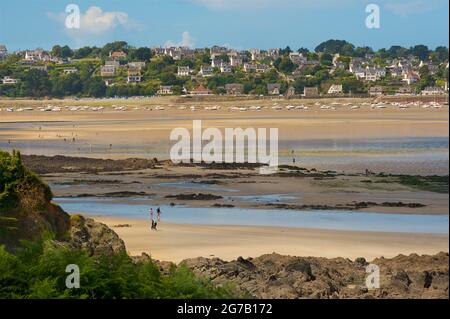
101, 41, 129, 57
51, 45, 62, 58
20, 69, 51, 97
274, 57, 295, 73
130, 47, 152, 61
83, 77, 106, 97
410, 45, 429, 61
315, 40, 355, 55
432, 46, 449, 63
61, 45, 74, 59
297, 47, 309, 54
73, 47, 94, 59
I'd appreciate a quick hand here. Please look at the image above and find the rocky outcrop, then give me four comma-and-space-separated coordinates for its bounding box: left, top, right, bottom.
182, 252, 449, 299
69, 215, 126, 256
1, 151, 126, 257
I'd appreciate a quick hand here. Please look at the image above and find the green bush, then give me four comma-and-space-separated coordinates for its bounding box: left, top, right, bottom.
0, 240, 241, 299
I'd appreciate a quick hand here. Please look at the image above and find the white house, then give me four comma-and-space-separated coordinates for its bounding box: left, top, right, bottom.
200, 66, 213, 77
230, 56, 243, 67
328, 84, 343, 94
158, 86, 173, 95
177, 66, 190, 76
127, 69, 142, 83
220, 63, 232, 73
2, 76, 19, 85
63, 68, 78, 75
421, 86, 445, 95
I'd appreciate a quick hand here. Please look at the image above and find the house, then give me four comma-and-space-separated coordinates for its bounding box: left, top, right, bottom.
230, 56, 243, 67
100, 65, 116, 77
369, 86, 384, 96
2, 76, 19, 85
210, 45, 229, 55
352, 67, 366, 79
105, 60, 120, 67
285, 86, 296, 97
128, 62, 146, 69
0, 45, 7, 59
421, 86, 445, 95
177, 66, 190, 76
225, 83, 244, 95
402, 71, 420, 85
63, 67, 78, 75
365, 67, 386, 81
396, 87, 412, 95
303, 87, 319, 97
289, 52, 307, 65
243, 63, 257, 73
200, 66, 214, 77
127, 69, 142, 83
24, 50, 41, 62
211, 58, 222, 68
256, 64, 269, 73
267, 83, 281, 95
328, 84, 343, 94
30, 65, 48, 72
220, 63, 232, 73
268, 48, 280, 60
190, 85, 212, 96
250, 49, 262, 61
158, 85, 174, 95
110, 51, 127, 60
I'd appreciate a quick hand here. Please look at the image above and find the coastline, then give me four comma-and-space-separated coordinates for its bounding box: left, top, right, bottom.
90, 215, 450, 263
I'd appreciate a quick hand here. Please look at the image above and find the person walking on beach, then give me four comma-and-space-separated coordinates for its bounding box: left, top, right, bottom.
149, 208, 154, 222
157, 207, 161, 223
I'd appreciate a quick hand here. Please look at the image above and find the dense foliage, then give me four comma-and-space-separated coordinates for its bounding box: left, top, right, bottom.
0, 150, 51, 212
0, 240, 240, 299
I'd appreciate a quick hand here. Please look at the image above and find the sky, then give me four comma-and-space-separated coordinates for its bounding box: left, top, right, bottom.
0, 0, 448, 51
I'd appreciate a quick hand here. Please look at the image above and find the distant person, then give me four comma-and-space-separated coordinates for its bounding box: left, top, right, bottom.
157, 207, 161, 222
151, 220, 158, 231
149, 208, 154, 222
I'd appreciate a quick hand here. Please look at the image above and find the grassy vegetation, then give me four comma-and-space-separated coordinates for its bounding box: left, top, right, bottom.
0, 240, 241, 299
0, 150, 52, 212
397, 175, 449, 194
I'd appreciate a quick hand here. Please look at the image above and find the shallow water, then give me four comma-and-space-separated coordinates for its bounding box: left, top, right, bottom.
54, 197, 449, 234
2, 136, 448, 175
157, 181, 239, 193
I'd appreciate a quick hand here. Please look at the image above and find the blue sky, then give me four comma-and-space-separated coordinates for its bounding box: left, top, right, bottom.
0, 0, 448, 51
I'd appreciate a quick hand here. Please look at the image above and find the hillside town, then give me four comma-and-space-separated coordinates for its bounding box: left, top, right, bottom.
0, 40, 448, 98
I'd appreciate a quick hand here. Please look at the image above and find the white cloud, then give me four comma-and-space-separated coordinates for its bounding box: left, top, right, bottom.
48, 6, 141, 44
165, 31, 195, 48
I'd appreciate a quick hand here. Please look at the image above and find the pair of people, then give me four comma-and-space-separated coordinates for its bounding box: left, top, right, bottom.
149, 207, 162, 231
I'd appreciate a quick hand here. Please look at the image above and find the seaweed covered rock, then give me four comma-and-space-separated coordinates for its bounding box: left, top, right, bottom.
69, 214, 126, 256
0, 150, 70, 251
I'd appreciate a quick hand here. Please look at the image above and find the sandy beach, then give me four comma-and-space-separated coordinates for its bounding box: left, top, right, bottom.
92, 216, 449, 263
